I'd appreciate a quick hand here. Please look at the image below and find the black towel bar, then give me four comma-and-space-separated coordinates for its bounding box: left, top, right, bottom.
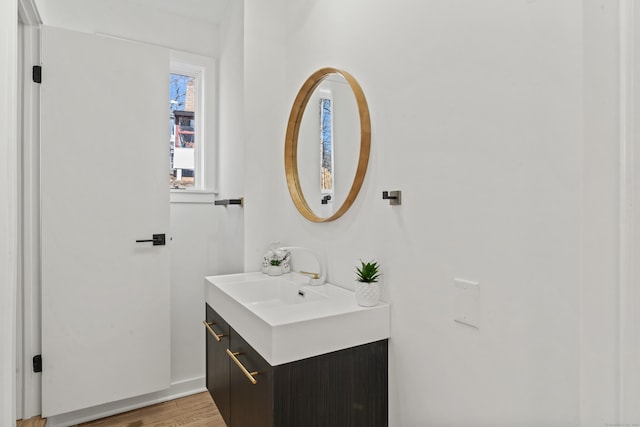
214, 198, 244, 207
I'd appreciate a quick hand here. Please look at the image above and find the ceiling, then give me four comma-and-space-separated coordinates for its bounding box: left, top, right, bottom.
125, 0, 231, 25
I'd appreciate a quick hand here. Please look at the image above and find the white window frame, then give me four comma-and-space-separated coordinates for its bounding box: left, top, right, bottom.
170, 51, 217, 203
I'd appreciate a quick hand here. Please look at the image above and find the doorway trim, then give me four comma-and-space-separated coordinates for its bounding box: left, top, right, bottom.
619, 0, 640, 423
1, 0, 18, 425
17, 0, 41, 420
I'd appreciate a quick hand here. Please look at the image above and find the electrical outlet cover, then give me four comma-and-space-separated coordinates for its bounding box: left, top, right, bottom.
453, 278, 479, 328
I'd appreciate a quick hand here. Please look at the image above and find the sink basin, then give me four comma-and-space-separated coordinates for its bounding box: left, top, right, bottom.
205, 272, 390, 365
219, 277, 327, 307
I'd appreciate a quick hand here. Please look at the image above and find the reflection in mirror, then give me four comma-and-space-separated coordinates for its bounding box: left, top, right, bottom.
285, 68, 370, 223
297, 74, 361, 218
320, 97, 333, 195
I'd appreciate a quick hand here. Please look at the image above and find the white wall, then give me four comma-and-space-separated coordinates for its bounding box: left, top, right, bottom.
217, 0, 245, 274
168, 202, 222, 384
33, 0, 220, 57
581, 1, 620, 425
0, 0, 18, 425
242, 1, 606, 426
243, 0, 287, 265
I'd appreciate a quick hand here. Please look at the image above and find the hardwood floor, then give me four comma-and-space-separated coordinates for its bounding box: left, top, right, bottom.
15, 416, 46, 427
17, 392, 227, 427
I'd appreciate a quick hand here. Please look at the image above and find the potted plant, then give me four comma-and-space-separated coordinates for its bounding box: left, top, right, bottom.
354, 260, 381, 306
267, 258, 282, 276
267, 252, 288, 276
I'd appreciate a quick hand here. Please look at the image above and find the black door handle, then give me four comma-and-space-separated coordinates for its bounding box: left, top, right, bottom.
135, 234, 166, 246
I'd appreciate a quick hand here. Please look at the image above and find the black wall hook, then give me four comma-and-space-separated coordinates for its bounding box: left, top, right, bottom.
382, 191, 401, 205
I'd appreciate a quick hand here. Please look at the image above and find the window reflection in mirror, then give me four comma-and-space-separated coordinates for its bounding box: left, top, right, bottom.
297, 74, 361, 218
320, 96, 334, 196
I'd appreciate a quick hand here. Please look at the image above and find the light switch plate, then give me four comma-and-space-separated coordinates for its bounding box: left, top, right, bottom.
453, 278, 479, 328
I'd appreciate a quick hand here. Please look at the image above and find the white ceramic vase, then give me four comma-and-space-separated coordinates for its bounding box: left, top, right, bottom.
355, 281, 380, 307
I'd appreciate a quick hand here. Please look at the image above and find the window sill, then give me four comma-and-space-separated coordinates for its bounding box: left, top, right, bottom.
170, 189, 217, 204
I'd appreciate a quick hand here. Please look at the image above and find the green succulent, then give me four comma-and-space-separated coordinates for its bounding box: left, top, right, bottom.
355, 260, 381, 283
270, 259, 281, 266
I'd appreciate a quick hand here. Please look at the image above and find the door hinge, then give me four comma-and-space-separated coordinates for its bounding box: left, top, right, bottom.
33, 355, 42, 373
32, 65, 42, 84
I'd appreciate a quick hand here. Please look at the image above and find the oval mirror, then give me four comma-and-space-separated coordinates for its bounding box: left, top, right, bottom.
285, 68, 371, 222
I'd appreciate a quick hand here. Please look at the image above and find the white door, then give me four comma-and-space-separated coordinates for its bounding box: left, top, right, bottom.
40, 26, 171, 417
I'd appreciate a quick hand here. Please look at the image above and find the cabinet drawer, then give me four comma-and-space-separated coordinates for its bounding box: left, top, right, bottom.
228, 327, 273, 427
205, 304, 231, 425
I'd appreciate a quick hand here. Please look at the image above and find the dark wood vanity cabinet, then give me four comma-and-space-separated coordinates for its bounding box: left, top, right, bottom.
205, 303, 388, 427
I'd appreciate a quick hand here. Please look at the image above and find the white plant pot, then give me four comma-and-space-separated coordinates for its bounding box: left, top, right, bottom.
267, 265, 284, 276
355, 281, 380, 307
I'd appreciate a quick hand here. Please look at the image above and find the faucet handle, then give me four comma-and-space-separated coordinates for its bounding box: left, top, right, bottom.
298, 270, 320, 280
276, 246, 326, 285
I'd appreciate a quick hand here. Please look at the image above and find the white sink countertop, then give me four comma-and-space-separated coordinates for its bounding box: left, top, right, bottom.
204, 272, 390, 366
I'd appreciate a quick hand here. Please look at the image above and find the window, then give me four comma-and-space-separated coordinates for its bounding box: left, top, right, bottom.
170, 73, 197, 189
168, 54, 213, 193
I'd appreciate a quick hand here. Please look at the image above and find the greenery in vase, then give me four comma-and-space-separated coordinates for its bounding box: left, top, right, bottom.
268, 249, 289, 268
355, 260, 381, 283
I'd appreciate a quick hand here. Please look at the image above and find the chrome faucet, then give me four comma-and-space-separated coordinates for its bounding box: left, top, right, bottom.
276, 246, 326, 285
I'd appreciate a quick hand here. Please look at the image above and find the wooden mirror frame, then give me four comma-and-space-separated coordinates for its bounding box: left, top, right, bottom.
285, 68, 371, 222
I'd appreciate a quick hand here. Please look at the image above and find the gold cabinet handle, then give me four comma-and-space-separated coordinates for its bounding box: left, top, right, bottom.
202, 321, 224, 343
226, 349, 258, 385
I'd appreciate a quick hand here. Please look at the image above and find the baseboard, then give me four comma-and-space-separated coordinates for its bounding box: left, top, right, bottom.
44, 376, 206, 427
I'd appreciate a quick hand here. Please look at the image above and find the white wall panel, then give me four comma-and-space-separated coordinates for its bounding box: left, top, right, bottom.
244, 1, 586, 425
